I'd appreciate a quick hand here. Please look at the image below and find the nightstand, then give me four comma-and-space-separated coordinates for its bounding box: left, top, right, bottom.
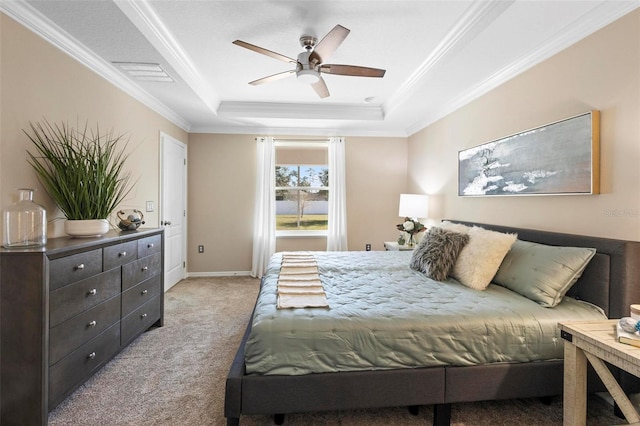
559, 320, 640, 425
384, 241, 415, 251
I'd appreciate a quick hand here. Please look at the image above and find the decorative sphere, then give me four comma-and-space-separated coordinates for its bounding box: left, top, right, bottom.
619, 317, 638, 333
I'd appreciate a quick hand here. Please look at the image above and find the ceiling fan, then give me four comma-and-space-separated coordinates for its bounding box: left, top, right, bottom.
232, 24, 386, 99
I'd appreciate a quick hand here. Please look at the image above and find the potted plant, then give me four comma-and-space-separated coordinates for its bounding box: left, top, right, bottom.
24, 119, 135, 237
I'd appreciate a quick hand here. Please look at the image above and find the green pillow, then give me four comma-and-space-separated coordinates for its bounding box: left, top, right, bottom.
493, 240, 596, 307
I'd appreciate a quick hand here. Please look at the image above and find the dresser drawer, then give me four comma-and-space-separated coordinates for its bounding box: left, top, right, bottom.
49, 268, 121, 327
103, 240, 137, 270
138, 234, 161, 258
122, 252, 161, 291
49, 249, 103, 291
49, 296, 121, 365
121, 295, 161, 346
48, 322, 120, 407
122, 274, 161, 318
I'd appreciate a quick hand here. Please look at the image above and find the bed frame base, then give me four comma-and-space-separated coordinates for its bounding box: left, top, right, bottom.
225, 221, 640, 425
434, 403, 452, 426
263, 405, 428, 426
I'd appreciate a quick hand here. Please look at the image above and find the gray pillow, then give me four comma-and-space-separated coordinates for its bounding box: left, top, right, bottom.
493, 240, 596, 307
410, 227, 469, 281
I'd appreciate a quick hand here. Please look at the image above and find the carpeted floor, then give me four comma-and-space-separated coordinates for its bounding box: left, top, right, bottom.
48, 277, 623, 425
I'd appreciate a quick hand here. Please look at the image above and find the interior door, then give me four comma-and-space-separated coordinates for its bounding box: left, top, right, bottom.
160, 132, 187, 291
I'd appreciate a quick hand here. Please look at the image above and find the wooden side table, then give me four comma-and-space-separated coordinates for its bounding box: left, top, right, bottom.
384, 241, 415, 251
558, 320, 640, 426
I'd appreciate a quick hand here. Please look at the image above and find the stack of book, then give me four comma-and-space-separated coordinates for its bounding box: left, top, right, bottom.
616, 320, 640, 348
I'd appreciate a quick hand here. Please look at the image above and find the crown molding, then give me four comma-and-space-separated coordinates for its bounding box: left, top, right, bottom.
190, 122, 407, 138
114, 0, 221, 115
405, 1, 640, 136
1, 0, 192, 132
384, 0, 515, 118
217, 101, 384, 121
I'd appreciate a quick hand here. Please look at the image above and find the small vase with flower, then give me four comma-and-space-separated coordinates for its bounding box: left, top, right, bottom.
396, 217, 426, 247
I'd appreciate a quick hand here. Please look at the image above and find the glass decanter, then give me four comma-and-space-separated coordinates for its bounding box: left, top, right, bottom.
3, 188, 47, 247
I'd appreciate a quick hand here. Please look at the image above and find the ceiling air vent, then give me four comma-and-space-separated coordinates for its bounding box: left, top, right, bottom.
113, 62, 174, 83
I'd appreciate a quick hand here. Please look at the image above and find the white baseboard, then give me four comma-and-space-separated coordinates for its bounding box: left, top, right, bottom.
187, 271, 253, 278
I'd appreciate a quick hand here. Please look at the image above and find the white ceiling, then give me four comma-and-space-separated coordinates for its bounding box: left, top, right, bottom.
4, 1, 639, 137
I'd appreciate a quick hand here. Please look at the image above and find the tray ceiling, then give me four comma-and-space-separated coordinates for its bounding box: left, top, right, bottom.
4, 1, 638, 136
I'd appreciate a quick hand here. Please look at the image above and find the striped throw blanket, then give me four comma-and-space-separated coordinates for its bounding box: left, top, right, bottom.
277, 252, 329, 309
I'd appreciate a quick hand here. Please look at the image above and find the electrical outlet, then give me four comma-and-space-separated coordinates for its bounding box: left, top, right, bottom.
198, 245, 204, 253
365, 244, 371, 251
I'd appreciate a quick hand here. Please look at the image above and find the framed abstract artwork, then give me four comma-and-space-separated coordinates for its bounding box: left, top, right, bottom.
458, 111, 600, 196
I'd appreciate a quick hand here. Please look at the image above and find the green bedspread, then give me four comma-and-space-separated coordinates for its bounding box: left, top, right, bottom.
245, 251, 606, 375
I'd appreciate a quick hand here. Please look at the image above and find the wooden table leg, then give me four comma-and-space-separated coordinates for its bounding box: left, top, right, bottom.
564, 342, 587, 426
584, 352, 640, 424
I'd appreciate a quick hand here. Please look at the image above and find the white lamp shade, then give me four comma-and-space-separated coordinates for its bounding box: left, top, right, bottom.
398, 194, 429, 219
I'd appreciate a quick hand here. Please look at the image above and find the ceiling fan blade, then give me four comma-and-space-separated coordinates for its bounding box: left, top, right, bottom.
311, 77, 330, 98
309, 24, 350, 65
232, 40, 297, 64
249, 70, 296, 86
320, 64, 386, 78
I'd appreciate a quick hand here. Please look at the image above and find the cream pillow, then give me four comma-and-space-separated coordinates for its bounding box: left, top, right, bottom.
444, 225, 517, 290
438, 221, 471, 234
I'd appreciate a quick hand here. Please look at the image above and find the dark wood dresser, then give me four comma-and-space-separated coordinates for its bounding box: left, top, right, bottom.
0, 228, 164, 425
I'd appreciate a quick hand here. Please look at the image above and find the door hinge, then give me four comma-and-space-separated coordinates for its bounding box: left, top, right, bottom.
184, 158, 186, 165
183, 261, 186, 268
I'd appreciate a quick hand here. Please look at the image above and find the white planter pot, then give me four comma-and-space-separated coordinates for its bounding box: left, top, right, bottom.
64, 219, 110, 238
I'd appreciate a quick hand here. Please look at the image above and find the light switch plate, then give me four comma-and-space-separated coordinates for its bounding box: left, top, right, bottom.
146, 201, 154, 212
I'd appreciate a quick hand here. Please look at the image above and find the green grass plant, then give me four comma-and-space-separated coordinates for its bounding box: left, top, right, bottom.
25, 120, 135, 220
276, 214, 328, 230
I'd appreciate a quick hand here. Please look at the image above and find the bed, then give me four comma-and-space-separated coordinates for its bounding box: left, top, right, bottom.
225, 221, 640, 425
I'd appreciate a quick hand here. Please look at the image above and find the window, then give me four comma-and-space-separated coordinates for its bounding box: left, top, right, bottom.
275, 143, 328, 235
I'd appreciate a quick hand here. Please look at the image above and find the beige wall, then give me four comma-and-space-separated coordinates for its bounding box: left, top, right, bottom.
187, 134, 407, 274
408, 10, 640, 241
0, 14, 187, 240
346, 136, 408, 251
187, 133, 256, 273
8, 8, 637, 276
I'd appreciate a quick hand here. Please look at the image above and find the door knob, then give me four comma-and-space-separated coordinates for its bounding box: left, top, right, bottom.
162, 220, 172, 226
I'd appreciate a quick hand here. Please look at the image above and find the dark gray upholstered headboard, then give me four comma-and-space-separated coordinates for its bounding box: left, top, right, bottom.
447, 220, 640, 318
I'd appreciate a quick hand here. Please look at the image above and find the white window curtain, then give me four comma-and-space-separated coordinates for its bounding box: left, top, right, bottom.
251, 137, 276, 278
327, 137, 348, 251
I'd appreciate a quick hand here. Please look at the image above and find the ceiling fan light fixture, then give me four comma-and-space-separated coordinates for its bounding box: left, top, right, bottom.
233, 24, 386, 98
296, 69, 320, 84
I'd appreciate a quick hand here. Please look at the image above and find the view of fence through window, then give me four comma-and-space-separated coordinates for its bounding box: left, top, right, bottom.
276, 165, 329, 231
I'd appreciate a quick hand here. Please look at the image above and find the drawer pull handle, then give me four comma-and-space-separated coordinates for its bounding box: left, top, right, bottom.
88, 289, 97, 296
119, 251, 127, 257
141, 313, 148, 319
88, 352, 96, 360
148, 243, 154, 248
141, 289, 148, 295
142, 266, 149, 271
75, 264, 85, 270
88, 320, 97, 327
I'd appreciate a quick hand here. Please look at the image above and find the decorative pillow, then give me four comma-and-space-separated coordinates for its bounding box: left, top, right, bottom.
493, 240, 596, 307
446, 225, 517, 290
409, 227, 469, 281
438, 221, 471, 234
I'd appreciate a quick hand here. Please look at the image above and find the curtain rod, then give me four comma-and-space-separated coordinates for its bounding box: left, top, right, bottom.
274, 138, 331, 142
254, 138, 342, 142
